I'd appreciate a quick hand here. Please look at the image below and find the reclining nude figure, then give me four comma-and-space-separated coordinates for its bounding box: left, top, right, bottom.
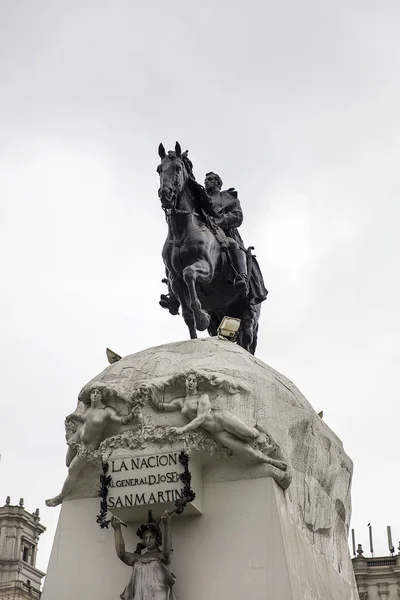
151, 372, 291, 489
46, 387, 137, 507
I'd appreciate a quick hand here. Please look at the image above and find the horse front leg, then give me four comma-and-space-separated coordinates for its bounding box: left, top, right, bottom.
182, 260, 212, 331
171, 278, 197, 339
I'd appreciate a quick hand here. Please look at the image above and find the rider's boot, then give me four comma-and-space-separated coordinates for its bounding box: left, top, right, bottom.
230, 248, 249, 295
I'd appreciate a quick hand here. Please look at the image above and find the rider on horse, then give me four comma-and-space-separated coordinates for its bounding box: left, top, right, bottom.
160, 170, 268, 314
203, 172, 267, 305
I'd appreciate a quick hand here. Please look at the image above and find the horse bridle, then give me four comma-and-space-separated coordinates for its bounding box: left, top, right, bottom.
159, 161, 199, 217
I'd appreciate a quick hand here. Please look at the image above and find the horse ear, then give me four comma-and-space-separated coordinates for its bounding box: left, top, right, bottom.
175, 141, 182, 157
158, 143, 166, 159
182, 150, 189, 158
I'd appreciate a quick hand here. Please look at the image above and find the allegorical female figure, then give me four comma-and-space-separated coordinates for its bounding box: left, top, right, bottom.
111, 511, 176, 600
46, 386, 136, 507
151, 372, 289, 488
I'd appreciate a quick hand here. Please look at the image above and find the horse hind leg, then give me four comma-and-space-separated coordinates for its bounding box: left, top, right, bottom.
207, 313, 220, 337
250, 320, 259, 355
249, 304, 261, 355
239, 306, 256, 354
182, 262, 211, 331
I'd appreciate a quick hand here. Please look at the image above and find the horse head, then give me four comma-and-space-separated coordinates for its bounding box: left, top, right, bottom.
157, 142, 193, 211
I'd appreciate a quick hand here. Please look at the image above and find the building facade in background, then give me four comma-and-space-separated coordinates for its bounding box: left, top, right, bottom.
0, 498, 45, 599
353, 551, 400, 599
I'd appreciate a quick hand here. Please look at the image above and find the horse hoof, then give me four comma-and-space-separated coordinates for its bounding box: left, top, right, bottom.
195, 311, 210, 331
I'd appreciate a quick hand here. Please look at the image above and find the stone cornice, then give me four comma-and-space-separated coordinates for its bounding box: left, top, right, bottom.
0, 558, 45, 578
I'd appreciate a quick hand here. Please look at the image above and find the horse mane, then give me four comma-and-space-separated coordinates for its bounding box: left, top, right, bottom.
188, 178, 220, 221
164, 151, 220, 225
181, 154, 220, 221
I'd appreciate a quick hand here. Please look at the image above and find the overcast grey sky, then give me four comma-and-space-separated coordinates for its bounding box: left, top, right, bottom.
1, 0, 399, 571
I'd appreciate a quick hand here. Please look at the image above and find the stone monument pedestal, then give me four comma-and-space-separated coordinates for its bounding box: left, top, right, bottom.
42, 338, 359, 600
43, 477, 358, 600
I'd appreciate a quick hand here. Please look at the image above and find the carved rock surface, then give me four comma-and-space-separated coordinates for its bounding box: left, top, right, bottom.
79, 337, 354, 584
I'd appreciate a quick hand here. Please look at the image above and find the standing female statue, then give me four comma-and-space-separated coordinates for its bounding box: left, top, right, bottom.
45, 386, 137, 507
151, 372, 290, 488
111, 511, 176, 600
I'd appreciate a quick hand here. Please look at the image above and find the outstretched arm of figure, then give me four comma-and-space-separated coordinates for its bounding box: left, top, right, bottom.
66, 413, 84, 423
106, 407, 135, 425
111, 517, 138, 566
159, 397, 184, 412
160, 510, 172, 565
172, 393, 211, 435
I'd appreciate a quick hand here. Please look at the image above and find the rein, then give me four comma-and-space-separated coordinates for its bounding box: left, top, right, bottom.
162, 185, 201, 218
169, 208, 200, 217
164, 195, 206, 246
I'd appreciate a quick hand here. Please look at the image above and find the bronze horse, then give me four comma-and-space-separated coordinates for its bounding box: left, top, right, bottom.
157, 142, 261, 354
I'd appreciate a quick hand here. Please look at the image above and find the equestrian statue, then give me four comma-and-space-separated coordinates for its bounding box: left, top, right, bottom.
158, 142, 267, 355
